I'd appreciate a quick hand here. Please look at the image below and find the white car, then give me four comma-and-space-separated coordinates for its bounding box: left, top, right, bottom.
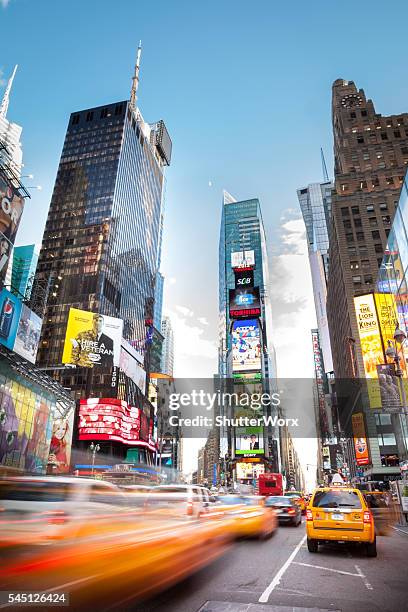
0, 476, 128, 545
145, 484, 215, 518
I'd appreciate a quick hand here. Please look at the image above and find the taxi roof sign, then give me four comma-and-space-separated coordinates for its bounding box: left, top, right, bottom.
330, 473, 345, 486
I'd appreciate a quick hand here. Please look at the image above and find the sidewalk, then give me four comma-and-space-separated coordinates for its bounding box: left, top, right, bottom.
393, 523, 408, 536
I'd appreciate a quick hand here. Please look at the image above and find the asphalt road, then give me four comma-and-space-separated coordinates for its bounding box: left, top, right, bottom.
134, 521, 408, 612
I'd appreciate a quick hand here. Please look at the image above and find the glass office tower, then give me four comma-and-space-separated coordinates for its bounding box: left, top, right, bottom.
34, 100, 171, 401
218, 193, 276, 379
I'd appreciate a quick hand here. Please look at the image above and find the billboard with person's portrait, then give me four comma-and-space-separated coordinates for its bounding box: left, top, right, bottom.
62, 308, 123, 368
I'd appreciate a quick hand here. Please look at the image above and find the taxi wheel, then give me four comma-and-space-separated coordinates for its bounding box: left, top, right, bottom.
307, 538, 318, 553
366, 537, 377, 558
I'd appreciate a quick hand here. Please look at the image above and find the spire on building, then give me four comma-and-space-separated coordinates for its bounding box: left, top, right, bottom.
0, 65, 18, 119
130, 41, 142, 112
320, 147, 329, 182
223, 190, 237, 205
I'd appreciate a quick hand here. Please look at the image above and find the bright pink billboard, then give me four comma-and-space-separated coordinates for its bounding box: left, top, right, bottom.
78, 398, 145, 444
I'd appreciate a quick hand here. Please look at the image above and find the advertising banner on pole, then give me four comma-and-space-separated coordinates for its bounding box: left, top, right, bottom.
351, 412, 370, 466
62, 308, 123, 368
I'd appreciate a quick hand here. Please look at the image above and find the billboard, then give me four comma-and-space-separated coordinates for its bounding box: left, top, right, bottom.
47, 410, 75, 474
351, 412, 370, 466
354, 294, 383, 378
375, 293, 399, 351
0, 362, 54, 473
62, 308, 123, 368
78, 398, 154, 448
13, 304, 42, 364
120, 339, 146, 394
234, 269, 254, 289
232, 319, 261, 372
235, 426, 264, 456
229, 287, 261, 319
231, 250, 255, 269
0, 177, 25, 286
0, 288, 22, 350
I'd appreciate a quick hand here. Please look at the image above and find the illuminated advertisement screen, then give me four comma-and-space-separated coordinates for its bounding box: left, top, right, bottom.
78, 398, 148, 445
48, 411, 75, 473
63, 308, 123, 368
229, 287, 261, 319
235, 426, 264, 456
14, 304, 42, 364
0, 177, 25, 287
234, 269, 254, 288
233, 372, 262, 384
231, 250, 255, 269
351, 412, 370, 466
354, 294, 384, 379
120, 339, 146, 394
232, 319, 261, 372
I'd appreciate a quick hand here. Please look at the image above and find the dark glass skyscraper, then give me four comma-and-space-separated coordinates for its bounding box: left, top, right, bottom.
34, 99, 171, 400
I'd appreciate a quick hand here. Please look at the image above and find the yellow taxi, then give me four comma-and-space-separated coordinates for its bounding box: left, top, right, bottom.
306, 485, 376, 556
216, 495, 277, 539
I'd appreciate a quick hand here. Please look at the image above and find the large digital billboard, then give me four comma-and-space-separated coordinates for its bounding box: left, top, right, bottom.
351, 412, 370, 466
229, 287, 261, 319
354, 294, 383, 378
231, 250, 255, 269
120, 339, 146, 394
78, 398, 154, 448
62, 308, 123, 368
235, 426, 264, 456
232, 319, 261, 372
0, 288, 22, 350
47, 410, 75, 474
14, 304, 42, 364
0, 177, 26, 287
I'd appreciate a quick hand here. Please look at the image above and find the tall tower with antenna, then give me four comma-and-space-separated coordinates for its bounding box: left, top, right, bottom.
130, 41, 142, 113
0, 65, 18, 119
0, 64, 23, 175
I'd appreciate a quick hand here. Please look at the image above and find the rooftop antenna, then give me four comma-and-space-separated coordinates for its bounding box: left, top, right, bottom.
130, 41, 142, 113
320, 147, 329, 182
0, 65, 18, 119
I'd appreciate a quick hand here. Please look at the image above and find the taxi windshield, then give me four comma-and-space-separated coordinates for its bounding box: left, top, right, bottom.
313, 490, 362, 509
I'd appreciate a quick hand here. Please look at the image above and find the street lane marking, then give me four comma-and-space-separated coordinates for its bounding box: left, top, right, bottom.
355, 564, 373, 591
293, 562, 361, 577
258, 534, 306, 603
393, 526, 408, 536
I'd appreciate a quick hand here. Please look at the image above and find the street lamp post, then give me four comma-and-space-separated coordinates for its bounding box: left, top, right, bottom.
89, 442, 100, 476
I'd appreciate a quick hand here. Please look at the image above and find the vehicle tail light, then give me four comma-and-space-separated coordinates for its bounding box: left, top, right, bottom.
306, 509, 313, 521
288, 508, 296, 515
363, 510, 372, 524
186, 500, 194, 516
44, 510, 68, 525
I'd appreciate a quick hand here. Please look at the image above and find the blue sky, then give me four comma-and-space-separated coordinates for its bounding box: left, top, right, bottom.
3, 0, 408, 377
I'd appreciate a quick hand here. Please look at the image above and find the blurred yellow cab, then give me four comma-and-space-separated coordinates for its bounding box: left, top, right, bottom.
216, 495, 277, 539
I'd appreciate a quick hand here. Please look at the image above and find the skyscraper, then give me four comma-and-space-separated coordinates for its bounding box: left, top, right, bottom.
327, 79, 408, 380
160, 315, 174, 376
11, 244, 38, 298
34, 50, 172, 407
327, 78, 408, 481
298, 181, 333, 373
0, 66, 22, 176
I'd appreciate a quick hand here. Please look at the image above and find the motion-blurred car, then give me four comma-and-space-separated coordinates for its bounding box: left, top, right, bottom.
217, 495, 277, 539
122, 484, 153, 507
144, 484, 215, 518
0, 476, 129, 546
285, 490, 306, 513
264, 495, 302, 526
363, 491, 395, 536
306, 486, 377, 556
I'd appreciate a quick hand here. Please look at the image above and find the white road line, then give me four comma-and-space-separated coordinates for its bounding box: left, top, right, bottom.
355, 564, 373, 591
393, 526, 408, 536
258, 534, 306, 603
293, 562, 361, 577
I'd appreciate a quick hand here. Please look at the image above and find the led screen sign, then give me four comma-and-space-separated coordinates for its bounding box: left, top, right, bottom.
229, 287, 261, 319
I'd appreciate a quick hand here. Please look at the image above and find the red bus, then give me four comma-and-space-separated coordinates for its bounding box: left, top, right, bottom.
258, 473, 283, 497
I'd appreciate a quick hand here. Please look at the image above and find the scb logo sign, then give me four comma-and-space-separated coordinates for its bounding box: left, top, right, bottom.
234, 269, 254, 288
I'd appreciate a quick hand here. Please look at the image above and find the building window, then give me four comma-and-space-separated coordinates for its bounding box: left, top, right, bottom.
381, 133, 388, 140
354, 218, 362, 228
382, 215, 391, 225
364, 275, 373, 284
372, 177, 380, 187
378, 433, 397, 446
366, 204, 375, 212
401, 146, 408, 155
352, 276, 362, 284
369, 217, 378, 227
386, 177, 394, 186
86, 111, 94, 122
375, 414, 392, 426
100, 108, 108, 118
363, 152, 370, 160
350, 261, 359, 270
341, 184, 348, 192
379, 203, 388, 211
356, 232, 365, 241
351, 206, 360, 215
359, 245, 368, 255
375, 244, 383, 253
341, 207, 350, 217
348, 246, 357, 256
361, 110, 367, 117
361, 259, 370, 269
394, 130, 401, 138
372, 230, 381, 240
357, 137, 364, 144
350, 112, 356, 119
343, 219, 352, 229
346, 233, 354, 243
360, 180, 368, 189
72, 114, 80, 125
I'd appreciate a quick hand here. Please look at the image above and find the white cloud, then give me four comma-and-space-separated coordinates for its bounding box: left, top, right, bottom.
168, 276, 177, 285
197, 317, 209, 326
175, 305, 194, 317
